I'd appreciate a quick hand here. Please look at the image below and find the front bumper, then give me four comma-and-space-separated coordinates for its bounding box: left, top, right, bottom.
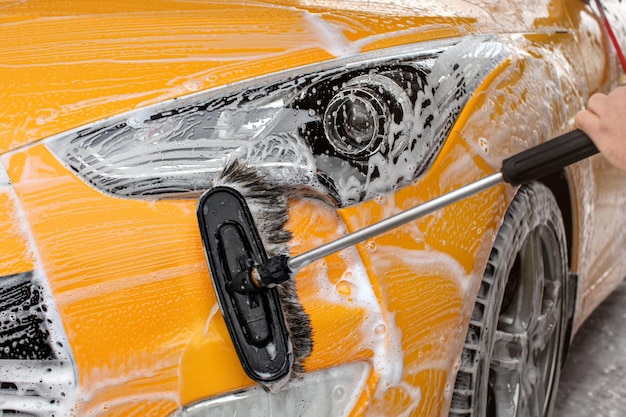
0, 162, 76, 416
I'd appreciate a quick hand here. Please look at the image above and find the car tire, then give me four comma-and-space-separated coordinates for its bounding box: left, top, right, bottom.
449, 182, 568, 417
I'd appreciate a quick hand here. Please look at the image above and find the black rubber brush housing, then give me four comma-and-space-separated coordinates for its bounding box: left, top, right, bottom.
197, 162, 313, 385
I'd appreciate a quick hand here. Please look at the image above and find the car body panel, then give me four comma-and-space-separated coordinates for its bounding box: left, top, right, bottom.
0, 172, 36, 277
1, 0, 625, 416
1, 0, 611, 151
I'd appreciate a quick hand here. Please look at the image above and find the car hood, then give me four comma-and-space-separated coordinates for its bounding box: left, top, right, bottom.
0, 0, 559, 153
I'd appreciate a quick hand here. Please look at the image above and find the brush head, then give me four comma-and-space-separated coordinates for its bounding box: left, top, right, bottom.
202, 162, 313, 384
198, 186, 292, 383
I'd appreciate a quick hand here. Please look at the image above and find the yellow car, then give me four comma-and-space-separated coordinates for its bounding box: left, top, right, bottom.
1, 0, 625, 416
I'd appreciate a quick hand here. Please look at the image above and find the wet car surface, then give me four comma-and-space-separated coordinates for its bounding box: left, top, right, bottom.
0, 1, 625, 416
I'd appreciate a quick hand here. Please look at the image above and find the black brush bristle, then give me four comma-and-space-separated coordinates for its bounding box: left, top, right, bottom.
216, 161, 313, 378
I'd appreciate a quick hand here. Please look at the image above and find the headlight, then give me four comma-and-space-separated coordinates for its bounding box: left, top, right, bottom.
173, 362, 370, 417
46, 36, 508, 206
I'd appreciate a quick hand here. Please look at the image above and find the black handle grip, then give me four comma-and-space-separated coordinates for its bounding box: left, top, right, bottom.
501, 129, 599, 186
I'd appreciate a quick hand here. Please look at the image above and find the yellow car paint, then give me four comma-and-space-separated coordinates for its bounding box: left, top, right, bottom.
0, 0, 625, 416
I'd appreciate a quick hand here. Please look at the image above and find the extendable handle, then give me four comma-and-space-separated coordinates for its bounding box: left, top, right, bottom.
501, 129, 599, 186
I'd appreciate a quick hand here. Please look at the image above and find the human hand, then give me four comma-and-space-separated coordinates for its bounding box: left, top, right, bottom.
574, 85, 626, 173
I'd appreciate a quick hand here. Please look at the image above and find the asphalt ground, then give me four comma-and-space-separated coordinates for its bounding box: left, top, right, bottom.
553, 280, 626, 417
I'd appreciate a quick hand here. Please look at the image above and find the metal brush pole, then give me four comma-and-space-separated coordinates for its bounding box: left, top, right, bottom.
287, 172, 504, 271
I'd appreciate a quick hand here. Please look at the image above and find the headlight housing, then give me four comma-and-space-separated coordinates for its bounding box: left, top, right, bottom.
47, 36, 509, 206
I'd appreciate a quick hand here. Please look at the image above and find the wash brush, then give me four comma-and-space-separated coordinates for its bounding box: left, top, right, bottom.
197, 128, 597, 385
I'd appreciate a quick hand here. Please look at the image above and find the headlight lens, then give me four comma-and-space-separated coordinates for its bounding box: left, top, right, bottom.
322, 73, 409, 159
173, 362, 370, 417
46, 36, 508, 206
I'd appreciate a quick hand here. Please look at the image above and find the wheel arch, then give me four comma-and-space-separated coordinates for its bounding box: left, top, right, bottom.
539, 170, 574, 268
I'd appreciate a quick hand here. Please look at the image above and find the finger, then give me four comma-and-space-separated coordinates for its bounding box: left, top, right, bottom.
574, 109, 600, 137
586, 92, 609, 116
